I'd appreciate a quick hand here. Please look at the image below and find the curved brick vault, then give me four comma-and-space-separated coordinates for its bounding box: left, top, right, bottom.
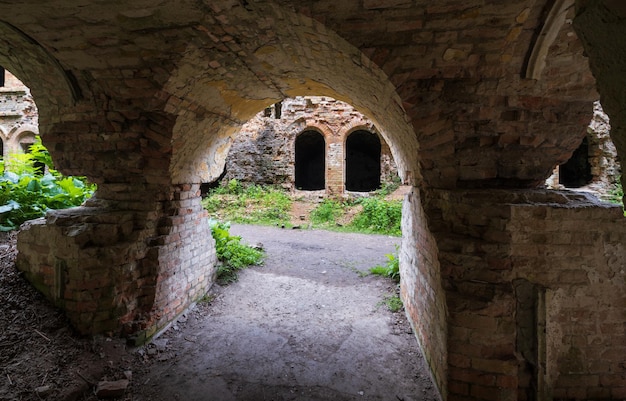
1, 1, 625, 400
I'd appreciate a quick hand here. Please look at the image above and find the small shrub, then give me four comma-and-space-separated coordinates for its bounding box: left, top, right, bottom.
350, 197, 401, 236
227, 179, 243, 194
209, 219, 264, 283
311, 199, 344, 225
369, 246, 400, 282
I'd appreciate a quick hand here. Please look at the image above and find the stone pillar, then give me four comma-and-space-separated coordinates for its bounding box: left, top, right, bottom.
16, 184, 216, 341
326, 134, 344, 195
423, 188, 626, 400
16, 112, 217, 342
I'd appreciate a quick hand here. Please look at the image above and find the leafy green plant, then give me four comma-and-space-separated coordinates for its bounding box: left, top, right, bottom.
349, 197, 402, 236
369, 246, 400, 282
310, 198, 344, 225
0, 138, 95, 231
209, 219, 264, 284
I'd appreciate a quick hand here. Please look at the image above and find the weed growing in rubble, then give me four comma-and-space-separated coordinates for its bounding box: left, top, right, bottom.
380, 294, 403, 313
369, 246, 400, 282
209, 219, 264, 284
0, 137, 95, 231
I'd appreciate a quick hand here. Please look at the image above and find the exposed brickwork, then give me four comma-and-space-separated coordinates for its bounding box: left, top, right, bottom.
224, 96, 398, 194
401, 186, 448, 399
16, 184, 215, 342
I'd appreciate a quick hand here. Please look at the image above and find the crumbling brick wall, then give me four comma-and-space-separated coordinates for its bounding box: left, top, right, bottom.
223, 96, 398, 194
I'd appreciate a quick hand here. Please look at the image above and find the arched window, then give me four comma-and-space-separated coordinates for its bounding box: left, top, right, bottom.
345, 130, 381, 192
559, 136, 592, 188
0, 137, 4, 158
295, 130, 325, 190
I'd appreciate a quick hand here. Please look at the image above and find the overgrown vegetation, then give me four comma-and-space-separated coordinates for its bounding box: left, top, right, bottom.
209, 219, 264, 284
202, 179, 402, 236
0, 138, 95, 231
369, 246, 400, 282
202, 179, 292, 226
309, 196, 402, 235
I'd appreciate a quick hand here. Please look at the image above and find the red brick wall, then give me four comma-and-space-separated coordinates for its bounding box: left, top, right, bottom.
401, 186, 448, 398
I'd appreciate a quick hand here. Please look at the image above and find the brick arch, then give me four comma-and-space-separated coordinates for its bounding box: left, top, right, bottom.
160, 6, 444, 395
163, 4, 420, 189
0, 23, 80, 128
14, 129, 37, 152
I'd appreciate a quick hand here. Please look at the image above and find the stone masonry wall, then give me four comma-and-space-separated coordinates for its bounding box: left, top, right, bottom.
224, 96, 398, 195
423, 189, 626, 400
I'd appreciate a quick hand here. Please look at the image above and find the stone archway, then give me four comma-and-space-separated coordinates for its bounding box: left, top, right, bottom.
295, 129, 326, 191
559, 136, 592, 188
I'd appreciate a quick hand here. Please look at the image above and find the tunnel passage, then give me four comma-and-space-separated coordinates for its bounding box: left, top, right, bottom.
295, 130, 325, 190
559, 137, 592, 188
345, 130, 381, 192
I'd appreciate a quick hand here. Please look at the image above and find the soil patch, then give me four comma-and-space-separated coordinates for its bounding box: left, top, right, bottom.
0, 224, 439, 401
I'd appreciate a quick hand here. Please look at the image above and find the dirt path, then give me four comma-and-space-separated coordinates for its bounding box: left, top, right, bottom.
0, 225, 438, 401
128, 225, 438, 401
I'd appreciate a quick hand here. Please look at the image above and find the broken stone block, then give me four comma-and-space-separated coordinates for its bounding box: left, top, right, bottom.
34, 385, 53, 398
95, 379, 129, 399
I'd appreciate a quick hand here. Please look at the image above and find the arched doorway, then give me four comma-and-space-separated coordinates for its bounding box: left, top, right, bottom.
345, 130, 381, 192
295, 130, 325, 190
559, 136, 592, 188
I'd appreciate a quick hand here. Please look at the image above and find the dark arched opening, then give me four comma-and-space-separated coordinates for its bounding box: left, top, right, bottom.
559, 136, 592, 188
345, 130, 381, 192
295, 130, 325, 190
